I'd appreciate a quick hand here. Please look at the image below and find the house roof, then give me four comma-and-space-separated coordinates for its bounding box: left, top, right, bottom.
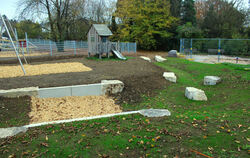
93, 24, 113, 36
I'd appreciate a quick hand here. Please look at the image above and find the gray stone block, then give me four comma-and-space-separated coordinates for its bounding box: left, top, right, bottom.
168, 50, 177, 57
185, 87, 207, 101
101, 80, 124, 94
0, 127, 27, 138
204, 76, 221, 85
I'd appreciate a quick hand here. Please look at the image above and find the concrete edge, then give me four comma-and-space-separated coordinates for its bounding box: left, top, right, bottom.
24, 111, 140, 128
0, 81, 124, 98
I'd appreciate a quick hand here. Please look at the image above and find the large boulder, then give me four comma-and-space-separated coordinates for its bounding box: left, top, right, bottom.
140, 56, 151, 62
185, 87, 207, 101
168, 50, 178, 57
101, 80, 124, 94
155, 55, 167, 62
204, 76, 221, 85
163, 72, 177, 83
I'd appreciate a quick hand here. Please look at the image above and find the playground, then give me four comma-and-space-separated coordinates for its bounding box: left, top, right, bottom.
0, 13, 249, 158
0, 56, 249, 157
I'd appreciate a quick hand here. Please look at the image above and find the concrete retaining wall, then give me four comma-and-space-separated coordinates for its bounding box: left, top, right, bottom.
0, 80, 124, 98
0, 87, 39, 98
38, 84, 103, 98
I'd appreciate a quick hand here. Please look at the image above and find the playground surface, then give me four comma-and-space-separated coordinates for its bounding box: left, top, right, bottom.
0, 62, 92, 78
29, 96, 122, 124
187, 55, 250, 65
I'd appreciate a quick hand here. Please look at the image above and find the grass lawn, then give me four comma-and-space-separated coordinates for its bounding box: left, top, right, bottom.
0, 58, 249, 157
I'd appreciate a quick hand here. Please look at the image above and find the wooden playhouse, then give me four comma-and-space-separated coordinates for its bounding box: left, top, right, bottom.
87, 24, 126, 60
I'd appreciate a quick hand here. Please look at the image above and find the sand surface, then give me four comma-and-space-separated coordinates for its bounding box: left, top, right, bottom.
0, 62, 92, 78
29, 96, 122, 124
187, 55, 250, 65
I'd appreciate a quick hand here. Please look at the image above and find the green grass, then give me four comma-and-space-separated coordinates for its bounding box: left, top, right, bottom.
0, 58, 249, 157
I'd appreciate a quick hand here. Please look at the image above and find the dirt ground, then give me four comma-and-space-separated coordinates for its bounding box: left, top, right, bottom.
29, 96, 122, 124
0, 56, 168, 126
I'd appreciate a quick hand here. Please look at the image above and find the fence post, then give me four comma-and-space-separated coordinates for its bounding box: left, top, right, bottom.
49, 41, 53, 56
134, 42, 136, 53
190, 39, 193, 58
179, 39, 182, 53
74, 41, 76, 55
127, 42, 130, 53
218, 39, 221, 62
25, 32, 29, 54
182, 39, 185, 54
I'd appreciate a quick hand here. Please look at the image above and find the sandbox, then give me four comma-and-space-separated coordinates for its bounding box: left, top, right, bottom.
188, 55, 250, 65
29, 96, 122, 124
0, 62, 92, 78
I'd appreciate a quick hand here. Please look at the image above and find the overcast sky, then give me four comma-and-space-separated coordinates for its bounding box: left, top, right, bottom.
0, 0, 249, 20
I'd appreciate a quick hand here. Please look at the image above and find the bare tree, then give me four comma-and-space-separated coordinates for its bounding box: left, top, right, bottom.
84, 0, 116, 24
18, 0, 85, 42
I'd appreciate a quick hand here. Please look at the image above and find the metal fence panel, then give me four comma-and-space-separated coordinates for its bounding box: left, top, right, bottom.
180, 38, 250, 57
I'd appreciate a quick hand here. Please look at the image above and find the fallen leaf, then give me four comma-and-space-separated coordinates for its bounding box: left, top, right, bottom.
41, 142, 49, 147
45, 136, 48, 141
235, 140, 240, 144
8, 154, 15, 158
104, 129, 109, 133
208, 147, 214, 151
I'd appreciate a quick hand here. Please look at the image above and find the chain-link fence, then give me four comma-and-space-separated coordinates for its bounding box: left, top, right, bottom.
179, 38, 250, 64
180, 38, 250, 57
0, 38, 137, 59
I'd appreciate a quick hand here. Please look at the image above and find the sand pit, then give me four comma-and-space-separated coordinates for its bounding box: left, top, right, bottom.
188, 55, 250, 65
29, 96, 122, 124
0, 51, 50, 58
0, 62, 92, 78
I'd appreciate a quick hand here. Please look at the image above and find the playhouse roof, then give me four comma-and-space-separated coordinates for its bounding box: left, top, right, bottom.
93, 24, 113, 36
